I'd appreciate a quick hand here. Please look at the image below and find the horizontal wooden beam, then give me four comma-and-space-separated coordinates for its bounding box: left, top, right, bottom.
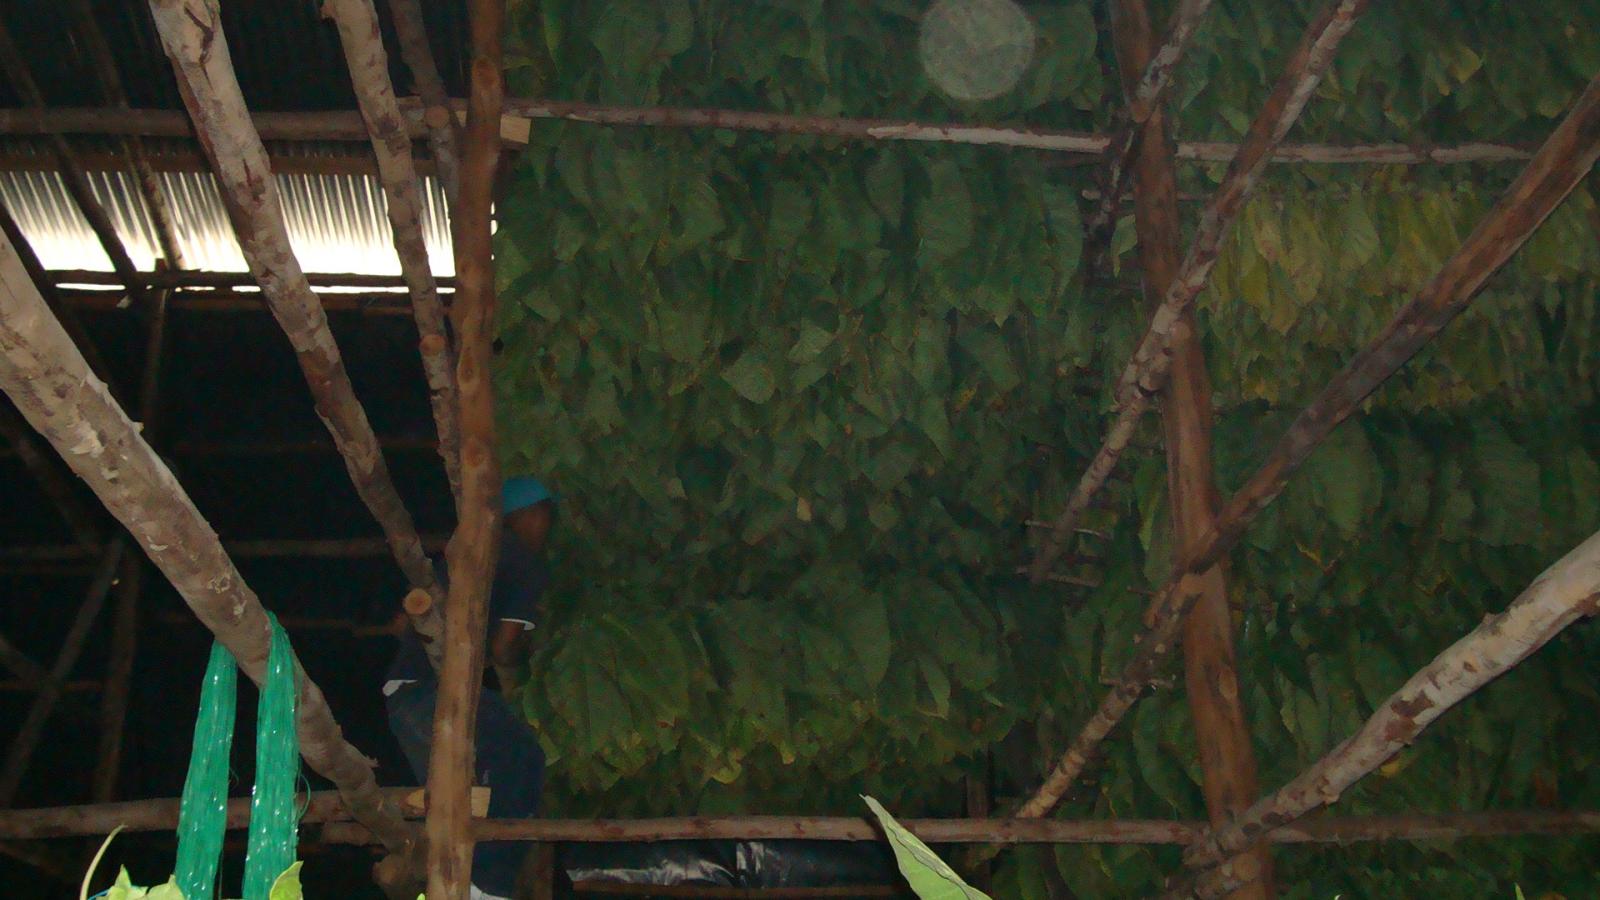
48, 269, 455, 291
0, 535, 449, 564
0, 105, 1535, 166
0, 144, 438, 178
56, 289, 421, 317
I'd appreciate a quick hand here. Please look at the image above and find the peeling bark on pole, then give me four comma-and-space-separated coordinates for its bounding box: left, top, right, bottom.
424, 0, 505, 894
325, 0, 464, 509
1028, 0, 1369, 583
147, 0, 445, 666
0, 227, 418, 856
1110, 1, 1273, 896
387, 0, 463, 205
0, 22, 149, 307
1015, 64, 1600, 824
0, 104, 1540, 166
1168, 531, 1600, 900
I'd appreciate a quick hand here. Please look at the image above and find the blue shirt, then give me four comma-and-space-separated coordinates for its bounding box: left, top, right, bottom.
384, 530, 548, 691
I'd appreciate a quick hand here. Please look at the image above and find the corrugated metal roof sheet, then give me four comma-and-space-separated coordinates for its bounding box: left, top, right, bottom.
0, 167, 454, 277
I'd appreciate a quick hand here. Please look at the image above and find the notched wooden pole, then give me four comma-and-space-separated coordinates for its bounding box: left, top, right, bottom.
325, 0, 464, 509
147, 0, 446, 666
1029, 0, 1370, 583
425, 0, 506, 894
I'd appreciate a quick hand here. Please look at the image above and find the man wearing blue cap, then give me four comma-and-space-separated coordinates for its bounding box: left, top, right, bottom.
383, 476, 556, 900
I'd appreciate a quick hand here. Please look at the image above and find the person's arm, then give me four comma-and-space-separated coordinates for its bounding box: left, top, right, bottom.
490, 619, 533, 669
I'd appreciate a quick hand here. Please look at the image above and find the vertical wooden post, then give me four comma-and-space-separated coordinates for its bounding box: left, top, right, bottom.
92, 285, 170, 803
1110, 1, 1273, 895
425, 0, 505, 894
0, 542, 124, 807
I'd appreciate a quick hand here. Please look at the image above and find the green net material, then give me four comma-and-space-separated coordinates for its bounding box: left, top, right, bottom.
174, 639, 237, 900
243, 615, 300, 899
173, 615, 302, 900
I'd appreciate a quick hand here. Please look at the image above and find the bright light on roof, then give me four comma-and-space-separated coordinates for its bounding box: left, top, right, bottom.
0, 169, 455, 278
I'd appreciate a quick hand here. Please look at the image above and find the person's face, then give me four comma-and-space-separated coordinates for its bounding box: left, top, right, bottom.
505, 501, 553, 553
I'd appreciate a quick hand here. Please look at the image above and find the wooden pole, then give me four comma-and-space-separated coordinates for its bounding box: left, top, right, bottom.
0, 542, 124, 806
92, 283, 171, 803
1168, 531, 1600, 900
425, 0, 505, 893
325, 0, 464, 509
0, 22, 149, 307
0, 402, 104, 550
0, 534, 450, 565
51, 269, 456, 290
0, 206, 119, 392
0, 105, 1539, 166
1081, 0, 1214, 287
0, 227, 418, 856
387, 0, 463, 204
0, 796, 1592, 846
1014, 65, 1600, 824
1027, 0, 1370, 584
147, 0, 446, 665
64, 0, 186, 272
1109, 2, 1273, 897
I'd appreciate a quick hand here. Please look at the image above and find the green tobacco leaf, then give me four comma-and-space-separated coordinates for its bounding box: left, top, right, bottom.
722, 351, 777, 403
268, 863, 304, 900
863, 796, 992, 900
866, 152, 905, 224
915, 160, 973, 260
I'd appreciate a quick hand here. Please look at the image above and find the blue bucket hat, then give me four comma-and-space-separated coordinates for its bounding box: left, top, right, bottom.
502, 476, 555, 514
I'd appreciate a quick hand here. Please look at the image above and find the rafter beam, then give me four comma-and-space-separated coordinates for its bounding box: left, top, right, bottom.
1014, 65, 1600, 823
147, 0, 446, 666
326, 0, 463, 508
0, 224, 418, 855
0, 23, 149, 306
0, 105, 1537, 166
1028, 0, 1371, 582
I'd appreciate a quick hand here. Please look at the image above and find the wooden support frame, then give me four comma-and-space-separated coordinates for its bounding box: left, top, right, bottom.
0, 23, 150, 307
1109, 1, 1272, 896
0, 541, 124, 806
1080, 0, 1214, 287
424, 0, 506, 894
1028, 0, 1371, 584
1166, 530, 1600, 900
0, 402, 104, 551
0, 226, 419, 856
325, 0, 464, 508
63, 0, 186, 271
147, 0, 446, 666
1014, 66, 1600, 824
387, 0, 463, 204
0, 104, 1538, 166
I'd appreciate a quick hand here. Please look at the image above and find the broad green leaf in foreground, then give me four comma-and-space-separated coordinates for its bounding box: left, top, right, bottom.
863, 795, 991, 900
